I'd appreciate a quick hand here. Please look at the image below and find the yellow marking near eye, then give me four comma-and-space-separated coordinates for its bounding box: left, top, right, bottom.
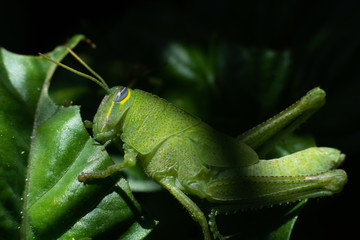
120, 89, 131, 105
101, 89, 132, 132
104, 89, 131, 124
101, 101, 115, 132
105, 101, 115, 121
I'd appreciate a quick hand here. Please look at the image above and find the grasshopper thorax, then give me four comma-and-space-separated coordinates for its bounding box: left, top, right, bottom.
92, 86, 134, 144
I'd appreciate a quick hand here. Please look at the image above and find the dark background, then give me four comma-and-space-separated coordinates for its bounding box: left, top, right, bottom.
1, 0, 358, 239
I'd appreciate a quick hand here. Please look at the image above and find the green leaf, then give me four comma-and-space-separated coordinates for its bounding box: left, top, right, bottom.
213, 199, 307, 240
265, 200, 307, 240
160, 40, 293, 133
0, 35, 156, 240
164, 42, 216, 87
267, 133, 317, 158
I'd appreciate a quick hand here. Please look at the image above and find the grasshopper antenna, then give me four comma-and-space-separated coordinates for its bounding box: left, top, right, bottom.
39, 49, 111, 93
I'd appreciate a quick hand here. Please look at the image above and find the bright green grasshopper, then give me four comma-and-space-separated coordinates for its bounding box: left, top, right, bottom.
40, 49, 347, 240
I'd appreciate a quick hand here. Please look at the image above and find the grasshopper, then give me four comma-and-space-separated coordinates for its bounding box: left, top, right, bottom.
39, 49, 347, 240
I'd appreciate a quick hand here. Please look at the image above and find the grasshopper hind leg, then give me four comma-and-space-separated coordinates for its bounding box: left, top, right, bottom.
238, 87, 326, 157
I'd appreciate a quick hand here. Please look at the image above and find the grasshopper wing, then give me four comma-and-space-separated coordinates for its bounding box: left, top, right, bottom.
185, 124, 259, 167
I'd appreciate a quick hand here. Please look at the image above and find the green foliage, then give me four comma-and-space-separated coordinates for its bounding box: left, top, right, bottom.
0, 35, 347, 240
0, 1, 356, 239
0, 35, 156, 240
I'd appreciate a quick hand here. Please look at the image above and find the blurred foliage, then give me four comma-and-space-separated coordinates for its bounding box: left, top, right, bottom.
1, 0, 358, 239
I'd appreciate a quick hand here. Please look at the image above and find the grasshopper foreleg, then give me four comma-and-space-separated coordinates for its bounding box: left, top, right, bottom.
78, 147, 137, 182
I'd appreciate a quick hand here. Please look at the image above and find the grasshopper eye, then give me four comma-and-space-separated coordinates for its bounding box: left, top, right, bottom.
113, 87, 129, 102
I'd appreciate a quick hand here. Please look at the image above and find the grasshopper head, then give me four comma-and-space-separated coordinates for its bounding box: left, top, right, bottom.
93, 86, 134, 143
39, 50, 134, 144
